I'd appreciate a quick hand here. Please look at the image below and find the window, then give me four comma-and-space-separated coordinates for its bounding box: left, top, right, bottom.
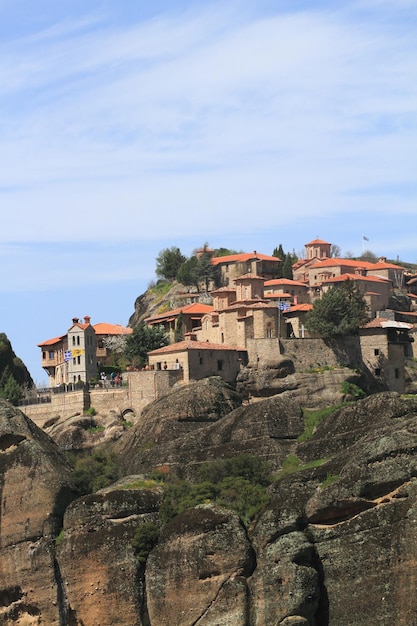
221, 333, 224, 343
217, 360, 223, 371
77, 336, 80, 346
395, 368, 400, 379
77, 356, 81, 365
225, 264, 229, 273
72, 336, 76, 346
49, 351, 54, 360
375, 368, 381, 376
374, 349, 380, 356
199, 357, 203, 364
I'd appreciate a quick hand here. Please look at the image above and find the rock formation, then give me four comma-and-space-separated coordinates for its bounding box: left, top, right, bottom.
2, 382, 417, 624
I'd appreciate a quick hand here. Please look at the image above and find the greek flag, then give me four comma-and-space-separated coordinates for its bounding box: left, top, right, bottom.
278, 302, 291, 311
363, 235, 369, 241
64, 351, 72, 361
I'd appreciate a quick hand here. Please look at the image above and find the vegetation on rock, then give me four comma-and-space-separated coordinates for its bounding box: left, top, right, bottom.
306, 279, 369, 337
124, 322, 168, 367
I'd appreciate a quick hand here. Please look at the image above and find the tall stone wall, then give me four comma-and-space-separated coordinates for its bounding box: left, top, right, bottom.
280, 337, 363, 371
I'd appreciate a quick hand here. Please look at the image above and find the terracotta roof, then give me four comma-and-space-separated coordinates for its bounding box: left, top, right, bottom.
37, 335, 65, 347
69, 322, 90, 331
212, 252, 280, 265
362, 318, 413, 330
324, 273, 389, 284
148, 339, 245, 355
308, 258, 369, 270
145, 302, 214, 322
286, 303, 313, 312
264, 278, 307, 287
94, 323, 133, 335
305, 238, 331, 246
370, 261, 405, 270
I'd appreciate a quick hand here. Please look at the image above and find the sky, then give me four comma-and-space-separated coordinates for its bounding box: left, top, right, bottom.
0, 0, 416, 385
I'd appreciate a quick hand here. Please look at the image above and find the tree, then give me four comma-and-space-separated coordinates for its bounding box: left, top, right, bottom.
272, 244, 284, 260
305, 280, 368, 337
124, 324, 169, 367
272, 244, 284, 278
155, 247, 186, 281
282, 253, 294, 280
197, 246, 220, 292
177, 256, 200, 291
0, 365, 23, 405
360, 249, 378, 263
330, 244, 341, 258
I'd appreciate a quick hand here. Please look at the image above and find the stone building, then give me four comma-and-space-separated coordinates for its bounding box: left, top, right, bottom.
359, 317, 414, 393
147, 336, 246, 385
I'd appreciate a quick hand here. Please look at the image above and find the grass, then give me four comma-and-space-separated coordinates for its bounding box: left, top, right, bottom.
321, 472, 340, 488
123, 479, 159, 490
86, 425, 105, 433
298, 405, 344, 442
274, 454, 329, 480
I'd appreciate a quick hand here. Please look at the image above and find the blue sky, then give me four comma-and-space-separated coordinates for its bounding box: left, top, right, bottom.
0, 0, 416, 385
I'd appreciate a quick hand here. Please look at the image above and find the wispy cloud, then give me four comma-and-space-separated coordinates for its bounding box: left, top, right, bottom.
0, 0, 415, 258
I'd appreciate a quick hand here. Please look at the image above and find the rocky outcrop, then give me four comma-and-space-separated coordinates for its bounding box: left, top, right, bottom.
116, 378, 305, 478
146, 504, 255, 625
0, 399, 74, 624
237, 364, 365, 408
3, 387, 417, 625
57, 478, 163, 626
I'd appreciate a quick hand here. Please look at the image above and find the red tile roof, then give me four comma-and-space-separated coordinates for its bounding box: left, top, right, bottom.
324, 273, 389, 284
212, 252, 280, 265
264, 278, 307, 287
286, 303, 313, 312
94, 323, 133, 335
305, 238, 331, 245
145, 302, 214, 323
308, 258, 369, 270
148, 339, 245, 355
37, 335, 65, 347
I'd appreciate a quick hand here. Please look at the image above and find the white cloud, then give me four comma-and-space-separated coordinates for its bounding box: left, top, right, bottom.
0, 0, 415, 260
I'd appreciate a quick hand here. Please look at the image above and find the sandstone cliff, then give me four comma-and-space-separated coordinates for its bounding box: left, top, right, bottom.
3, 384, 417, 625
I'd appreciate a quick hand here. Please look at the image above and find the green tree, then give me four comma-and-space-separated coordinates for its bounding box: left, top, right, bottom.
272, 244, 284, 278
213, 247, 240, 257
306, 280, 368, 337
197, 246, 220, 292
177, 256, 200, 291
174, 311, 184, 342
124, 323, 169, 367
155, 247, 186, 281
0, 365, 23, 405
282, 253, 294, 280
132, 522, 160, 562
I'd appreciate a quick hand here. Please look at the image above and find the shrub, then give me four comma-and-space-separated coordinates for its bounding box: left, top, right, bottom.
341, 381, 366, 400
132, 522, 160, 562
84, 407, 97, 416
159, 454, 273, 525
68, 450, 123, 495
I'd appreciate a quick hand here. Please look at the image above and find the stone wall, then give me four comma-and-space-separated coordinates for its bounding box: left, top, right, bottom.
22, 371, 184, 428
280, 337, 363, 371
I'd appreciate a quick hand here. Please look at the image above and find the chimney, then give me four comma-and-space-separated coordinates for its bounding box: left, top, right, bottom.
84, 316, 91, 325
72, 317, 79, 324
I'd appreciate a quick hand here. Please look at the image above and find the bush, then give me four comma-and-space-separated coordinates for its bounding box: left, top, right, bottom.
159, 454, 272, 525
132, 522, 160, 562
341, 381, 366, 400
68, 450, 123, 495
